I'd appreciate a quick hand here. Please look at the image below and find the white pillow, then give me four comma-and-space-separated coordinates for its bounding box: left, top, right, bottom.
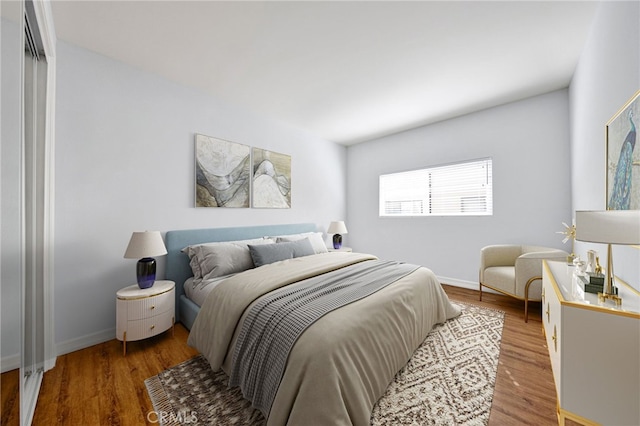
275, 232, 328, 254
182, 237, 275, 283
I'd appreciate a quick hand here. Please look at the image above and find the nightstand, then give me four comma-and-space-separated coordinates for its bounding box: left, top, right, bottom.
328, 247, 352, 252
116, 280, 175, 356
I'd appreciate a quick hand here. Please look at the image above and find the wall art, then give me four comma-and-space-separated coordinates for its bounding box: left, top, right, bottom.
251, 148, 291, 208
606, 90, 639, 210
195, 134, 250, 207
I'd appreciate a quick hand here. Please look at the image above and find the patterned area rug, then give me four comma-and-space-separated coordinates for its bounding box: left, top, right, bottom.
145, 302, 504, 425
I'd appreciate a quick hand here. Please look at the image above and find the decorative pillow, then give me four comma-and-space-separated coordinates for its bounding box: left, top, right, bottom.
182, 237, 275, 282
249, 238, 315, 267
275, 232, 328, 254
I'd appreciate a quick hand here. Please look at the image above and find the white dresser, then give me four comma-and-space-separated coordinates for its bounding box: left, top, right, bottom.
116, 280, 175, 355
542, 260, 640, 426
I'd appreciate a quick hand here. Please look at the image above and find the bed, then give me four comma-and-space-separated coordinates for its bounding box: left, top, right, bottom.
165, 223, 460, 426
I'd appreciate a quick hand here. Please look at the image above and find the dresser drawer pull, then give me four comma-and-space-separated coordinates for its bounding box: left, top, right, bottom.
541, 288, 545, 304
150, 325, 155, 330
150, 305, 155, 310
546, 303, 550, 323
552, 325, 557, 352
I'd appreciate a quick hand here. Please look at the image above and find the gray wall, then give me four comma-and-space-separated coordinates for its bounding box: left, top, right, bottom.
54, 41, 347, 354
346, 90, 572, 287
1, 16, 23, 367
570, 0, 640, 290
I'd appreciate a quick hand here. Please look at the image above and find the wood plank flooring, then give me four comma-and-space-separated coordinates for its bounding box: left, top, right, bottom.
1, 285, 568, 425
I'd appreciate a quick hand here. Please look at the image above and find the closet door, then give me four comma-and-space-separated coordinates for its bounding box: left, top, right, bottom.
1, 1, 26, 424
1, 1, 55, 424
23, 0, 48, 413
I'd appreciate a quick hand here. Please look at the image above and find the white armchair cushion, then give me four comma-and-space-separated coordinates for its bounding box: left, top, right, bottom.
483, 266, 516, 294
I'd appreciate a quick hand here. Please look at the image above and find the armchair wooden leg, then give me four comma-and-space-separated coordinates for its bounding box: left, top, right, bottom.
524, 276, 542, 323
479, 282, 483, 301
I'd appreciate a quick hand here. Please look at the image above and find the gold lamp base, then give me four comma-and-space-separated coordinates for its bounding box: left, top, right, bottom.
598, 244, 622, 308
598, 291, 622, 307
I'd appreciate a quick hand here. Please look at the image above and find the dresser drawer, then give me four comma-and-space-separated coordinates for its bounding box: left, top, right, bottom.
126, 287, 174, 320
124, 309, 174, 342
542, 265, 562, 401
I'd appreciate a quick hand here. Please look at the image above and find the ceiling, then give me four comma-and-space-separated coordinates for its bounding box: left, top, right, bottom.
50, 1, 598, 145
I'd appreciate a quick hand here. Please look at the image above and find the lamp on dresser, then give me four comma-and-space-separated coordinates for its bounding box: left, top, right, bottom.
124, 231, 167, 289
575, 210, 640, 306
327, 221, 348, 249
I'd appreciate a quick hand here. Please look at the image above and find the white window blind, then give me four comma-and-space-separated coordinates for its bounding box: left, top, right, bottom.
379, 158, 493, 217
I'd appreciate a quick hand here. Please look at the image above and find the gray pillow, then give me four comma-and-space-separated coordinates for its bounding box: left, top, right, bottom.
249, 238, 315, 267
182, 237, 274, 283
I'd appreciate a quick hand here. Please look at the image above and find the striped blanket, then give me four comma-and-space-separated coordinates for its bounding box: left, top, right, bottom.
228, 259, 420, 418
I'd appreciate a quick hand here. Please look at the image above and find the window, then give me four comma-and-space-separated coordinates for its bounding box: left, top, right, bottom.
379, 158, 493, 217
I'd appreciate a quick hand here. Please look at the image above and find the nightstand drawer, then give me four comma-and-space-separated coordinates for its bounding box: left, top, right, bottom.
125, 309, 174, 342
126, 287, 174, 320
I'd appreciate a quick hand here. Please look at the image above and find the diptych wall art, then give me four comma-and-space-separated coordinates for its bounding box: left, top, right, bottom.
252, 148, 292, 208
195, 134, 250, 207
606, 90, 639, 210
194, 134, 291, 209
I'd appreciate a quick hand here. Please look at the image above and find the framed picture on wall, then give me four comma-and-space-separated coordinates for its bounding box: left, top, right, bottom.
195, 134, 251, 207
251, 148, 291, 208
606, 90, 639, 210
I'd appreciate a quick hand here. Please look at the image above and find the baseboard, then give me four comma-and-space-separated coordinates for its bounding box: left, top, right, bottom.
55, 328, 115, 357
437, 276, 500, 295
2, 354, 57, 374
0, 333, 106, 372
1, 353, 20, 373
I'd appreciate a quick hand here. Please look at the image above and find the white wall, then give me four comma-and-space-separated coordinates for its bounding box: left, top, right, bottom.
346, 90, 572, 287
570, 0, 640, 290
54, 41, 347, 354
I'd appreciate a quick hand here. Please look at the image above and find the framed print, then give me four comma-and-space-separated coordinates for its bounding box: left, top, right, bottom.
606, 90, 639, 210
195, 134, 250, 207
251, 148, 291, 208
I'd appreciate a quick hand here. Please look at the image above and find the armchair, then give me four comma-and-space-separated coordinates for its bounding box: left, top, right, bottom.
479, 245, 568, 322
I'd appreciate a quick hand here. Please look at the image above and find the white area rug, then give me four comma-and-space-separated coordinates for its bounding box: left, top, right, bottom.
145, 302, 504, 425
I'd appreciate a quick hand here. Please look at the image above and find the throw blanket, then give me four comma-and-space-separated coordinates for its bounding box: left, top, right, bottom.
229, 260, 420, 417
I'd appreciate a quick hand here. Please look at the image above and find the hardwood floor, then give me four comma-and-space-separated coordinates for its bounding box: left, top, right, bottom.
1, 368, 19, 425
443, 285, 563, 426
1, 286, 568, 425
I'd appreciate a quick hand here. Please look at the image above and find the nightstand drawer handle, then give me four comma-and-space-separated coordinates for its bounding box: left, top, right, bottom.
150, 305, 155, 310
552, 325, 557, 352
150, 325, 155, 330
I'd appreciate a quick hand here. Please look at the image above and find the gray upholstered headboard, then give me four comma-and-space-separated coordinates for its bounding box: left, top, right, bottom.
165, 223, 318, 325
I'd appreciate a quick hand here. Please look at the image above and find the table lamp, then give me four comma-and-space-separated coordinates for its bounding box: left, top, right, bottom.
575, 210, 640, 306
124, 231, 167, 289
327, 221, 348, 249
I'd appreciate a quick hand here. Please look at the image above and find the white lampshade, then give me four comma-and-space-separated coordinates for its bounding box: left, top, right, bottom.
124, 231, 167, 259
327, 221, 348, 235
575, 210, 640, 245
